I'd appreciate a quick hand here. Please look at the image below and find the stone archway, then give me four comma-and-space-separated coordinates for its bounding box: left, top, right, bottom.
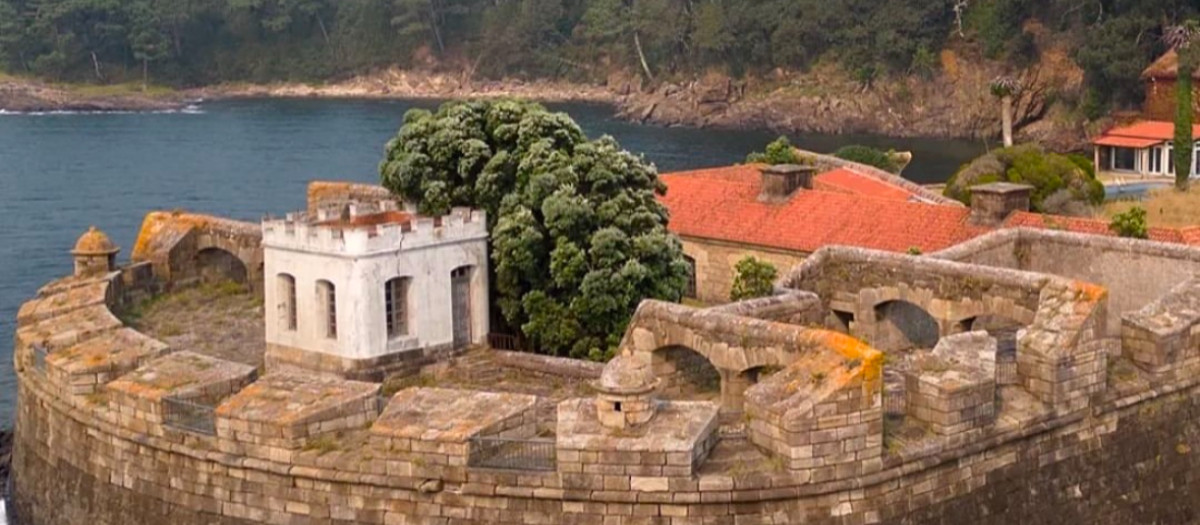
193, 247, 248, 287
652, 346, 721, 403
872, 300, 940, 352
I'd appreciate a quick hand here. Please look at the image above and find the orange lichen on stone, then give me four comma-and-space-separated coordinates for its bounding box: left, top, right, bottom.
801, 329, 883, 384
47, 328, 169, 375
131, 210, 259, 262
1070, 280, 1109, 303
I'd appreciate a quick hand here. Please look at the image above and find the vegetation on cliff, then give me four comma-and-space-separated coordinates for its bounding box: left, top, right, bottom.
944, 144, 1103, 215
0, 0, 1196, 122
379, 100, 689, 361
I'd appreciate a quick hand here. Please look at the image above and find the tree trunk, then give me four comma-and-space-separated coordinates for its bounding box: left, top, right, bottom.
1001, 94, 1014, 147
316, 14, 330, 44
91, 52, 105, 82
142, 59, 148, 92
634, 32, 653, 82
428, 0, 445, 54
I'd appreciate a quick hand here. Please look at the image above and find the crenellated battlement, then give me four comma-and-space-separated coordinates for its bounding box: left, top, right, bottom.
261, 203, 486, 256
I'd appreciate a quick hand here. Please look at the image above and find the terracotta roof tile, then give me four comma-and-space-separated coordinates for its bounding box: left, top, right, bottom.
814, 168, 916, 201
659, 165, 987, 254
1095, 120, 1200, 143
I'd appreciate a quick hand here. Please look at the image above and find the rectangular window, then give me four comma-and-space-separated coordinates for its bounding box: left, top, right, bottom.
386, 278, 410, 338
318, 281, 337, 339
1150, 146, 1163, 174
278, 274, 296, 331
1112, 147, 1137, 171
684, 256, 697, 299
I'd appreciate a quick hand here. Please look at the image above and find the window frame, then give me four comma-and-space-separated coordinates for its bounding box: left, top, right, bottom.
317, 280, 337, 340
277, 273, 297, 331
385, 277, 411, 339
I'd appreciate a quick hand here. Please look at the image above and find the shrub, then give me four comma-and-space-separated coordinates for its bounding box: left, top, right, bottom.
834, 145, 900, 173
943, 144, 1104, 212
1109, 207, 1148, 239
747, 136, 802, 165
730, 256, 778, 301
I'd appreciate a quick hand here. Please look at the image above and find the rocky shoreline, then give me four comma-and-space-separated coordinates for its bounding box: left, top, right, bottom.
0, 64, 1092, 148
0, 79, 189, 113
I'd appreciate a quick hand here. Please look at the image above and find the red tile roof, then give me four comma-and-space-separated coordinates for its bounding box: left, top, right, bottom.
661, 164, 1200, 254
1095, 121, 1200, 143
659, 165, 988, 254
814, 168, 916, 202
1093, 135, 1163, 148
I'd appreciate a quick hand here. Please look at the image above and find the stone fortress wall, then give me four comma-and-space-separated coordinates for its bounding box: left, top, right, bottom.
10, 183, 1200, 525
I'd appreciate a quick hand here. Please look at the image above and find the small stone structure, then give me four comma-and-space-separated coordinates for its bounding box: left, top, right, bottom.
262, 201, 489, 380
592, 352, 659, 430
71, 226, 120, 277
131, 211, 264, 291
904, 332, 998, 435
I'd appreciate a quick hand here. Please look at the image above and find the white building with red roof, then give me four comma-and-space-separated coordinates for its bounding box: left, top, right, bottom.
1092, 120, 1200, 178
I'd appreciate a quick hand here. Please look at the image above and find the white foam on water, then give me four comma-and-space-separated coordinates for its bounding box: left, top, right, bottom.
0, 104, 205, 116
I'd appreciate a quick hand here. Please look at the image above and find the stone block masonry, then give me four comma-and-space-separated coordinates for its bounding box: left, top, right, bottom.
13, 222, 1200, 525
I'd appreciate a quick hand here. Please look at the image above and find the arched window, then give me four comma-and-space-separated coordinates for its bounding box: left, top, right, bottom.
684, 255, 698, 298
317, 280, 337, 339
277, 274, 296, 331
386, 277, 411, 338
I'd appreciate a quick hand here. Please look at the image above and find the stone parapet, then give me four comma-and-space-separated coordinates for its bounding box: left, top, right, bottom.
556, 398, 719, 479
371, 388, 539, 481
106, 351, 257, 426
45, 327, 170, 396
215, 373, 381, 450
1121, 276, 1200, 377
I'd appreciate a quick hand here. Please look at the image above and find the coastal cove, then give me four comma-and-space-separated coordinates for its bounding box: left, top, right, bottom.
0, 97, 984, 425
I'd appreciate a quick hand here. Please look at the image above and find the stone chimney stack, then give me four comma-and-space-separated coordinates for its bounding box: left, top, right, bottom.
968, 183, 1034, 226
758, 164, 816, 203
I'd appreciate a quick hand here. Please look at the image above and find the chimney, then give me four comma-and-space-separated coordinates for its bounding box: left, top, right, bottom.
968, 183, 1033, 226
758, 164, 816, 202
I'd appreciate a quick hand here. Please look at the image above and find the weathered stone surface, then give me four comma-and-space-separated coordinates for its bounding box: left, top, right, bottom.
215, 373, 380, 447
373, 387, 538, 443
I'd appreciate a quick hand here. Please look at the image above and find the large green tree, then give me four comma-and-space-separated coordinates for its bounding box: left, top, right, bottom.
379, 100, 690, 361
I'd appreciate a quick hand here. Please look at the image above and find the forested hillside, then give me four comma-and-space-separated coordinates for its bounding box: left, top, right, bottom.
0, 0, 1195, 118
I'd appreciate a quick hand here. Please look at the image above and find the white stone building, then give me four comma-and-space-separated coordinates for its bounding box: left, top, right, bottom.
261, 202, 489, 379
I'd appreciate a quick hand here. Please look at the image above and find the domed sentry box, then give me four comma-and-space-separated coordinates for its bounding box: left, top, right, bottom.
593, 352, 660, 431
71, 226, 120, 278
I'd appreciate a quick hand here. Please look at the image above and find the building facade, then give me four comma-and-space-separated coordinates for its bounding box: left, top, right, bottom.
262, 202, 489, 378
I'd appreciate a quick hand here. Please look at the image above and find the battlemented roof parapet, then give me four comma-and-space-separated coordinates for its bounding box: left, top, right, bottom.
262, 201, 486, 256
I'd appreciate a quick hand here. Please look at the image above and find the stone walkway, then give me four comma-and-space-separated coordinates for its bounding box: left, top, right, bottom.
125, 282, 265, 368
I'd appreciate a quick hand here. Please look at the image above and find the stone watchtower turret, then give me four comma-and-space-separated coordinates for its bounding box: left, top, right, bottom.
71, 226, 119, 278
593, 353, 659, 430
